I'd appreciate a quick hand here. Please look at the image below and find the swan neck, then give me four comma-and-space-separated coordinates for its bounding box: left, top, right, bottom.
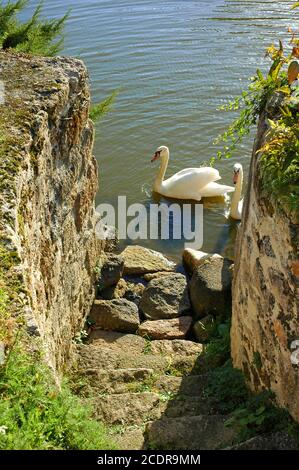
231, 170, 243, 216
154, 151, 169, 192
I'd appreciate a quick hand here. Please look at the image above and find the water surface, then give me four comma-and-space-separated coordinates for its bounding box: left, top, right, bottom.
22, 0, 296, 260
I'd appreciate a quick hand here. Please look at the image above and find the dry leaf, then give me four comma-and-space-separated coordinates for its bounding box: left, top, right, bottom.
288, 61, 299, 83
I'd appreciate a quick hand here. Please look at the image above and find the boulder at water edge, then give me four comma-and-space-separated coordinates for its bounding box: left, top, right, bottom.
190, 258, 233, 319
183, 248, 222, 274
121, 245, 175, 276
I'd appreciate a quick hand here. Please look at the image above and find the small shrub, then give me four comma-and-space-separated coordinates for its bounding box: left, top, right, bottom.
0, 1, 68, 56
203, 320, 231, 369
225, 391, 292, 443
89, 91, 118, 123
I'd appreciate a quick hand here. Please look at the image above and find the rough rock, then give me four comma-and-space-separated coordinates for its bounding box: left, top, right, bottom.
77, 338, 202, 375
153, 375, 207, 397
183, 249, 222, 274
193, 315, 215, 343
93, 392, 162, 425
117, 428, 145, 451
100, 278, 127, 300
144, 272, 175, 282
231, 106, 299, 422
150, 339, 203, 357
90, 299, 140, 333
122, 245, 175, 275
146, 415, 235, 450
140, 273, 191, 320
0, 52, 102, 373
124, 282, 145, 305
138, 317, 193, 340
227, 432, 299, 450
98, 253, 124, 290
190, 258, 234, 318
88, 330, 147, 352
82, 368, 154, 394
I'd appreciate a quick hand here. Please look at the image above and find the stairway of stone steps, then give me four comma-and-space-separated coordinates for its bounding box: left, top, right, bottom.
76, 329, 235, 450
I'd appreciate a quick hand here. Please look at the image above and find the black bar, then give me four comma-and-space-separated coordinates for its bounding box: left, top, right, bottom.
0, 450, 298, 467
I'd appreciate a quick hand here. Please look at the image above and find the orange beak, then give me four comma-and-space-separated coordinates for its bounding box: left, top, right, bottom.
233, 173, 239, 185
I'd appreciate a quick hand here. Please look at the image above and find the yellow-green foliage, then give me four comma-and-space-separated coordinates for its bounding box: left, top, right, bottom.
258, 111, 299, 213
215, 4, 299, 215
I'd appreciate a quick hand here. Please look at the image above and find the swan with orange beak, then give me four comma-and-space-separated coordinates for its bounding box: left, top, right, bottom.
230, 163, 244, 220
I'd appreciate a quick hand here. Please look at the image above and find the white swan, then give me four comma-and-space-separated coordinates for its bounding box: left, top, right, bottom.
151, 146, 235, 201
230, 163, 244, 220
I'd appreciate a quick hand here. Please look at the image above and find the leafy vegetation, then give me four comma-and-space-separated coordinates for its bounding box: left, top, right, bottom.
0, 347, 117, 450
205, 360, 299, 444
89, 91, 118, 123
0, 0, 68, 56
203, 319, 231, 369
215, 2, 299, 214
202, 318, 299, 444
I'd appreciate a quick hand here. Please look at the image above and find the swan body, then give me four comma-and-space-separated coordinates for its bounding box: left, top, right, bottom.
230, 163, 244, 220
151, 146, 234, 201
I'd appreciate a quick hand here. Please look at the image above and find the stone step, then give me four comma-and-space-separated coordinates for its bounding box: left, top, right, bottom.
145, 415, 235, 450
112, 427, 145, 451
82, 368, 155, 394
78, 348, 201, 376
93, 392, 162, 426
92, 392, 208, 426
77, 336, 203, 376
81, 368, 207, 396
154, 375, 207, 396
87, 330, 203, 357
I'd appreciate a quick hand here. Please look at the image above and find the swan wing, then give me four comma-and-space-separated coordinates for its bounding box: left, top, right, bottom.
161, 168, 222, 200
173, 167, 221, 183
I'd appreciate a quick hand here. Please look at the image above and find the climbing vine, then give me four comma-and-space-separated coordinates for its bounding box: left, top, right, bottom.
215, 2, 299, 214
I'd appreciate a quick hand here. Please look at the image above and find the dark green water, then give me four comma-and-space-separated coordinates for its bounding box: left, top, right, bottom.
22, 0, 296, 260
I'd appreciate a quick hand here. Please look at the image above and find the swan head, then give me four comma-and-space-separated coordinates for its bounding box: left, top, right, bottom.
233, 163, 243, 185
151, 145, 169, 162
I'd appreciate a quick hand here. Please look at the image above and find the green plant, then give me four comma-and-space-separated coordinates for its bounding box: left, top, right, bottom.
204, 361, 299, 444
203, 320, 231, 369
89, 91, 118, 123
205, 360, 249, 413
141, 334, 152, 355
0, 1, 68, 56
214, 3, 299, 214
0, 347, 117, 450
225, 391, 291, 443
73, 329, 88, 345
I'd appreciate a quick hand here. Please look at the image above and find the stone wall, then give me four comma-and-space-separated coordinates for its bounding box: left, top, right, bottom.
231, 103, 299, 421
0, 52, 102, 373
